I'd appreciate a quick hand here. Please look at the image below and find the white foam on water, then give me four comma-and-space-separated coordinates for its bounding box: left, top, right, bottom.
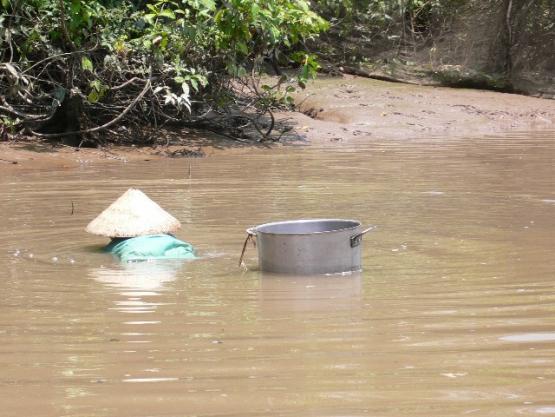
500, 333, 555, 343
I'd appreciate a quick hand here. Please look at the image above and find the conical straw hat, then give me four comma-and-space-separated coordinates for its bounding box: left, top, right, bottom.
86, 188, 181, 238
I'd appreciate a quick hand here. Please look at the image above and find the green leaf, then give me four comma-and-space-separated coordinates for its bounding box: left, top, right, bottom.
236, 41, 248, 55
87, 89, 100, 103
214, 9, 224, 23
1, 0, 10, 9
81, 56, 93, 72
70, 0, 81, 16
190, 78, 199, 91
90, 80, 102, 91
269, 27, 280, 43
297, 0, 310, 12
157, 9, 176, 20
143, 13, 156, 24
200, 0, 216, 10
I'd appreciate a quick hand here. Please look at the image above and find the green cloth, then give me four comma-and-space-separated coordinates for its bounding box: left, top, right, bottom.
105, 234, 196, 262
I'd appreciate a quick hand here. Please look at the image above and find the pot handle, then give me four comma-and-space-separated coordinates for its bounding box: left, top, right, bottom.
350, 226, 376, 248
238, 228, 257, 267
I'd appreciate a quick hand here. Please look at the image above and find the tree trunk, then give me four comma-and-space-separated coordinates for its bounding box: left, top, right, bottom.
38, 94, 83, 147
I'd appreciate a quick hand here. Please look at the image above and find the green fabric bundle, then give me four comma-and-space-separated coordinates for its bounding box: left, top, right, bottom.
105, 234, 196, 262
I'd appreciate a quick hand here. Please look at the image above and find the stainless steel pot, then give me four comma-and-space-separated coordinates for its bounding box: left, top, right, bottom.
241, 219, 374, 275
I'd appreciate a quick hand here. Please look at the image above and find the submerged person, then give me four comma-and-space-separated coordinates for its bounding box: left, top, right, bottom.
86, 188, 196, 262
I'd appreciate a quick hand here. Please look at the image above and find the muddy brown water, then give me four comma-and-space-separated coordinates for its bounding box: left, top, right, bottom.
1, 131, 555, 417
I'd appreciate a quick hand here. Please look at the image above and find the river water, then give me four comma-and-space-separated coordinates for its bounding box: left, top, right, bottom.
1, 131, 554, 416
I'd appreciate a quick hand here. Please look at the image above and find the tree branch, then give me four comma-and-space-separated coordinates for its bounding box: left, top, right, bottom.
58, 0, 76, 51
31, 78, 152, 138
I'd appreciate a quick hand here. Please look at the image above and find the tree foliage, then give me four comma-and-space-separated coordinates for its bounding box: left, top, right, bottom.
0, 0, 327, 145
313, 0, 554, 95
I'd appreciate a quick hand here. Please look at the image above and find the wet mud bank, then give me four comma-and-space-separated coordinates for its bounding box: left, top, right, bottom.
289, 76, 555, 144
1, 76, 554, 172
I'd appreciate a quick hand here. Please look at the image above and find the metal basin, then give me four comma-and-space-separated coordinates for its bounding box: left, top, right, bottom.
244, 219, 374, 275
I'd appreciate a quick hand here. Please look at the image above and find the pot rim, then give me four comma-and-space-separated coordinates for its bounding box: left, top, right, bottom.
249, 218, 361, 236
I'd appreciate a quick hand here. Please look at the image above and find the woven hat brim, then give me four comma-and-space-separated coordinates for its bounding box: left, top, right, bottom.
86, 189, 182, 238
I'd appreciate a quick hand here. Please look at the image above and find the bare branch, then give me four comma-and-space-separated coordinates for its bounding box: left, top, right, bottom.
31, 77, 152, 138
58, 0, 76, 51
0, 98, 49, 120
110, 77, 143, 91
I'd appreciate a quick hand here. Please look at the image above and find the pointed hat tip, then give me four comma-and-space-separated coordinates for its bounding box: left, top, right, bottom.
86, 188, 181, 237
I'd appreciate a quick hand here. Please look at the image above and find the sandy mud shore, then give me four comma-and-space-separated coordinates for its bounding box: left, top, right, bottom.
290, 76, 555, 144
1, 76, 554, 172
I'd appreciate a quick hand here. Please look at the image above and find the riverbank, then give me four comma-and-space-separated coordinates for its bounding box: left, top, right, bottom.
1, 76, 554, 172
289, 76, 555, 143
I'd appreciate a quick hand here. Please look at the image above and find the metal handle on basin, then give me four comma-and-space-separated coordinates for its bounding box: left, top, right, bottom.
238, 228, 257, 267
350, 226, 375, 248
